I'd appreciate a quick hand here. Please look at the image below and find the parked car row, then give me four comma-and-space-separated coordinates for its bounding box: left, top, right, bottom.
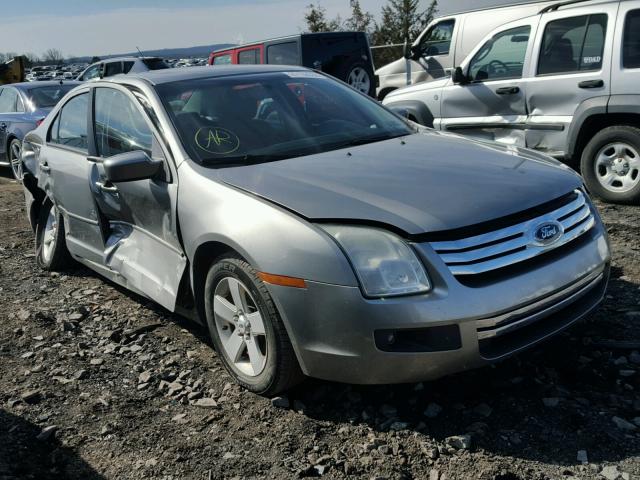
383, 0, 640, 204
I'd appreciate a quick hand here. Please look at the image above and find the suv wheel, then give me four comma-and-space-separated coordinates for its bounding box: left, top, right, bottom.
204, 255, 303, 395
345, 63, 373, 96
581, 126, 640, 204
9, 138, 23, 181
35, 199, 72, 271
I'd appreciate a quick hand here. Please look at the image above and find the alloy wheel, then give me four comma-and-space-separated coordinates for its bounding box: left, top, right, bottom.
42, 206, 58, 263
9, 141, 23, 181
595, 142, 640, 193
347, 67, 371, 94
213, 277, 268, 377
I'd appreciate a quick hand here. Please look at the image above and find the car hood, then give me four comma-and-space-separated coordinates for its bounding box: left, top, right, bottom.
216, 132, 582, 235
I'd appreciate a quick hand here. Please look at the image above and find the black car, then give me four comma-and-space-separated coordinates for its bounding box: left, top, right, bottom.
208, 32, 377, 97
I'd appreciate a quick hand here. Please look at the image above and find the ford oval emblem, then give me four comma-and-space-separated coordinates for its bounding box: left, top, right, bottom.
532, 221, 564, 246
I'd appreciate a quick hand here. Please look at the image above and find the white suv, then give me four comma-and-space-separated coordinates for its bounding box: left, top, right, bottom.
384, 0, 640, 204
76, 56, 169, 82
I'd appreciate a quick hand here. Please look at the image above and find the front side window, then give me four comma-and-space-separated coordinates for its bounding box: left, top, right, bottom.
623, 9, 640, 68
0, 88, 19, 113
49, 93, 89, 151
238, 49, 260, 65
267, 42, 300, 65
419, 19, 455, 56
156, 71, 413, 166
81, 64, 101, 81
213, 54, 232, 65
538, 14, 607, 75
94, 88, 152, 157
468, 25, 531, 81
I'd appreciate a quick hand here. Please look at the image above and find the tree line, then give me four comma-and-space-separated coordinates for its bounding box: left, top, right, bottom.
304, 0, 438, 67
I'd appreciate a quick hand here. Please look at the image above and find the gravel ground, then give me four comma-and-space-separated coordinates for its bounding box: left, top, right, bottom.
1, 171, 639, 480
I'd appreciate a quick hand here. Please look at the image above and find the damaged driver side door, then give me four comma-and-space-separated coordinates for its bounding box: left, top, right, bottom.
89, 85, 186, 311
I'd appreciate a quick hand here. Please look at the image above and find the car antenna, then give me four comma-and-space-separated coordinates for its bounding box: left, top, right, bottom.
136, 46, 143, 58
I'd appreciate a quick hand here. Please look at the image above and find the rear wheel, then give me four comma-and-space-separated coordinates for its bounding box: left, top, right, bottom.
9, 138, 22, 181
581, 126, 640, 204
345, 62, 374, 96
35, 199, 72, 271
204, 255, 303, 395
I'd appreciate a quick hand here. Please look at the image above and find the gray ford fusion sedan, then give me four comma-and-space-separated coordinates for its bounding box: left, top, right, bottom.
20, 65, 611, 394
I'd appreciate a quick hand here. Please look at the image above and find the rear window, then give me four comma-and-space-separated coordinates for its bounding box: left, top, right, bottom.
28, 85, 76, 108
623, 9, 640, 68
142, 58, 169, 70
267, 42, 300, 65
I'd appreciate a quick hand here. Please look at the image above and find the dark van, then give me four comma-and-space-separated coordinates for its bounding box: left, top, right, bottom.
208, 32, 376, 97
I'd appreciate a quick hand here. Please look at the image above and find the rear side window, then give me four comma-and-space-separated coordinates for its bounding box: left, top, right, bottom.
104, 62, 123, 77
213, 54, 232, 65
419, 19, 455, 56
623, 9, 640, 68
0, 88, 19, 113
94, 88, 152, 157
538, 14, 607, 75
267, 42, 300, 65
123, 61, 135, 73
238, 49, 260, 64
49, 93, 89, 151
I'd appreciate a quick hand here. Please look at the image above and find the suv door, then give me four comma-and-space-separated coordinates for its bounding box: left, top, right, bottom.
41, 89, 106, 263
526, 4, 616, 157
89, 86, 185, 310
439, 22, 536, 146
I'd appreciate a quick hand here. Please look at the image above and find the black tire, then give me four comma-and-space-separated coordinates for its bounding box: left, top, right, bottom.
204, 255, 303, 395
342, 61, 375, 97
581, 125, 640, 204
8, 138, 23, 181
377, 87, 397, 102
35, 199, 72, 271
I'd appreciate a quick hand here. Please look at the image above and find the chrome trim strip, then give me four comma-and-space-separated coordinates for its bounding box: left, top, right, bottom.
475, 267, 604, 337
58, 205, 100, 226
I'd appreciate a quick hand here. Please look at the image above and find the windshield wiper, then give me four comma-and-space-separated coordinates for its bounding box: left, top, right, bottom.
331, 132, 409, 150
202, 153, 293, 167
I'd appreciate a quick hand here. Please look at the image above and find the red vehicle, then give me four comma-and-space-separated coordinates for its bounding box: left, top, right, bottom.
208, 32, 377, 97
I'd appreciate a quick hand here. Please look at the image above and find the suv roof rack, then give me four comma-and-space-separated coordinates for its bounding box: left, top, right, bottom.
539, 0, 597, 13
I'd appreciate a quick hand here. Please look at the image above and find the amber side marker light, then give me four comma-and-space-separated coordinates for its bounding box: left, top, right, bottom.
258, 272, 307, 288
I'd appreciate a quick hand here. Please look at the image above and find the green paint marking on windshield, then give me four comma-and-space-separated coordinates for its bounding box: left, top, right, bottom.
195, 127, 240, 155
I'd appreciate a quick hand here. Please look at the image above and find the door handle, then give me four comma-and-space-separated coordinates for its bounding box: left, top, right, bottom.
0, 123, 6, 131
578, 79, 604, 89
39, 163, 50, 173
95, 181, 118, 193
495, 86, 520, 95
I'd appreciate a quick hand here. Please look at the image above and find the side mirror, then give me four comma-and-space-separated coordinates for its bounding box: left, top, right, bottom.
452, 66, 468, 85
103, 150, 162, 183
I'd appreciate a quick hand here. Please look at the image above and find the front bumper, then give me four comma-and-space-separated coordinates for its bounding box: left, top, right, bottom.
268, 219, 611, 385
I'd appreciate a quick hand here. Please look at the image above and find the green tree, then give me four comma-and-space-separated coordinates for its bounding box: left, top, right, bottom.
303, 3, 342, 32
345, 0, 374, 33
372, 0, 438, 67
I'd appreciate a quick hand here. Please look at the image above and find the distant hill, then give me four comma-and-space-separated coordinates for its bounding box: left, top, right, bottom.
69, 43, 235, 62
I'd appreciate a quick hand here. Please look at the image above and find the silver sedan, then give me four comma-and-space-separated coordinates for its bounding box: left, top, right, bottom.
20, 66, 610, 394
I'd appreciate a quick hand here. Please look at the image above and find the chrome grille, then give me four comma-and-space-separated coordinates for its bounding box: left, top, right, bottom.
430, 190, 595, 276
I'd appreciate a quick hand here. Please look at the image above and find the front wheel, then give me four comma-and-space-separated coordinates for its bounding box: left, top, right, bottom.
204, 255, 303, 395
581, 126, 640, 204
9, 138, 23, 181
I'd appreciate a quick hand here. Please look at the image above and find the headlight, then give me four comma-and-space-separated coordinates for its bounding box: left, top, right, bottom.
321, 225, 431, 297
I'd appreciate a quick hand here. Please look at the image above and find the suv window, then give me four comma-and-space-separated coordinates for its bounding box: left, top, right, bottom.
468, 25, 531, 81
49, 93, 89, 151
142, 58, 169, 70
538, 14, 607, 75
623, 9, 640, 68
123, 61, 135, 73
267, 42, 300, 65
238, 49, 260, 64
104, 61, 123, 77
80, 64, 101, 81
213, 54, 232, 65
419, 19, 455, 56
0, 88, 19, 113
94, 88, 152, 157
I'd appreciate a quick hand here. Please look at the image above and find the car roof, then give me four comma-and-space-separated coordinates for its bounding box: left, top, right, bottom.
4, 80, 82, 91
212, 31, 364, 53
112, 64, 309, 86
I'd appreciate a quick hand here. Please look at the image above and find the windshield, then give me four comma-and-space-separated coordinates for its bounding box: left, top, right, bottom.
28, 85, 76, 108
156, 71, 413, 165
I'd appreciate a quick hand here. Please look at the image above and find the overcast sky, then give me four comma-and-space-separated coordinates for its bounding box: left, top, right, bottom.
0, 0, 521, 58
